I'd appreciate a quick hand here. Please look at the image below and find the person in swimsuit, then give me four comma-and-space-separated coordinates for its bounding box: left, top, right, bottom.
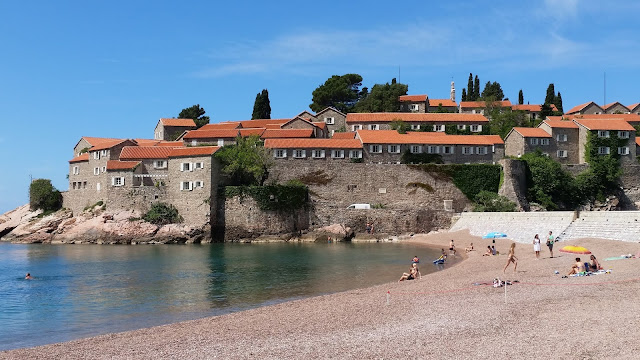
533, 234, 541, 259
503, 243, 518, 273
398, 263, 420, 282
589, 255, 602, 271
25, 273, 32, 280
449, 240, 456, 255
483, 246, 492, 256
568, 257, 586, 275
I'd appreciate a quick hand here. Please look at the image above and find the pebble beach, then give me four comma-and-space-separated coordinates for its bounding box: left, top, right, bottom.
2, 230, 640, 360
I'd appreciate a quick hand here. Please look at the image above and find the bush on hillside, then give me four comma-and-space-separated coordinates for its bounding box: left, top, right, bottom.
473, 191, 517, 212
143, 203, 183, 225
29, 179, 63, 212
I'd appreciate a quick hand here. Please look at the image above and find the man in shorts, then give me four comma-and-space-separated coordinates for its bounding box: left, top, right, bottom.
547, 231, 555, 258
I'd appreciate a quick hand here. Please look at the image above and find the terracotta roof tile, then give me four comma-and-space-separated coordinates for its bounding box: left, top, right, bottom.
602, 102, 630, 111
168, 146, 220, 158
120, 146, 175, 160
560, 113, 640, 123
236, 119, 290, 128
399, 95, 427, 102
312, 122, 327, 129
106, 160, 140, 171
512, 127, 552, 138
628, 103, 640, 111
90, 139, 131, 151
261, 129, 315, 139
636, 138, 640, 147
264, 138, 362, 149
183, 129, 240, 139
69, 153, 89, 163
428, 99, 457, 107
565, 101, 603, 115
264, 124, 282, 129
331, 132, 356, 139
81, 137, 122, 146
155, 141, 184, 147
346, 113, 488, 123
357, 130, 502, 145
239, 128, 266, 137
199, 122, 242, 130
573, 119, 635, 131
542, 120, 579, 129
160, 118, 197, 127
459, 100, 512, 108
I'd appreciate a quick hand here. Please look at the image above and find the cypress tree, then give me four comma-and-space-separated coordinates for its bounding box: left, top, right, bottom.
467, 73, 473, 101
251, 89, 271, 119
473, 75, 480, 100
554, 92, 564, 113
461, 88, 467, 102
544, 84, 555, 105
518, 89, 524, 105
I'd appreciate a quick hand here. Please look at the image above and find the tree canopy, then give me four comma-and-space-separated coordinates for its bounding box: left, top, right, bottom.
178, 104, 210, 129
310, 74, 363, 113
251, 89, 271, 119
29, 179, 62, 212
481, 81, 504, 100
352, 79, 408, 112
214, 135, 273, 186
518, 90, 524, 105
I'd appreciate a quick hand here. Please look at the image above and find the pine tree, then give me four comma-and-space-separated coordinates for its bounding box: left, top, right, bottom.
467, 73, 473, 101
544, 84, 556, 105
461, 88, 467, 102
473, 75, 480, 101
518, 89, 524, 105
251, 89, 271, 119
554, 92, 564, 113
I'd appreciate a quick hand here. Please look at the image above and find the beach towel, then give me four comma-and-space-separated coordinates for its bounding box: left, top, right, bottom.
568, 269, 611, 277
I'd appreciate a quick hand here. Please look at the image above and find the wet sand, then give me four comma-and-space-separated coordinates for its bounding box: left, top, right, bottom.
3, 230, 640, 359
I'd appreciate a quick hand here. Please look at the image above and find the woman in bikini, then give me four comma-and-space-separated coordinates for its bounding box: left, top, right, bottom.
398, 263, 420, 282
503, 243, 518, 273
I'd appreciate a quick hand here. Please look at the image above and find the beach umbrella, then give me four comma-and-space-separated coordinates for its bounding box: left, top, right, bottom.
559, 245, 591, 254
482, 232, 507, 239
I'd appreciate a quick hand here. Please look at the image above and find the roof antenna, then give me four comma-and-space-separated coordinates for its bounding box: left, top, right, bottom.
603, 71, 606, 107
398, 66, 401, 84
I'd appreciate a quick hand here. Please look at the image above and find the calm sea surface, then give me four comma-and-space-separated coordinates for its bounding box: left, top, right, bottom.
0, 241, 450, 350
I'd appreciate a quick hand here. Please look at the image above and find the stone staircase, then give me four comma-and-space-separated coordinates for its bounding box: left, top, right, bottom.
558, 211, 640, 242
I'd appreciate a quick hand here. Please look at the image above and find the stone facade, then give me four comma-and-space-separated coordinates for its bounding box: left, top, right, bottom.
315, 108, 347, 136
154, 122, 195, 141
362, 144, 501, 164
498, 159, 529, 211
167, 154, 219, 226
536, 123, 580, 164
400, 100, 427, 113
604, 102, 631, 114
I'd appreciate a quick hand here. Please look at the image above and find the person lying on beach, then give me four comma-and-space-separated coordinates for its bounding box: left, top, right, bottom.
398, 263, 420, 282
568, 257, 586, 275
465, 243, 474, 252
483, 246, 492, 256
589, 255, 602, 271
503, 243, 518, 273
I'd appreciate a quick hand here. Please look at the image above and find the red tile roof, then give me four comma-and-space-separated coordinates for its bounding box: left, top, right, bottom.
560, 113, 640, 123
81, 137, 122, 147
264, 124, 282, 129
459, 100, 512, 108
511, 128, 552, 138
199, 122, 242, 130
399, 95, 427, 102
183, 129, 240, 139
133, 139, 185, 147
261, 129, 315, 139
312, 122, 327, 129
573, 119, 635, 131
357, 130, 502, 145
90, 139, 131, 151
168, 146, 220, 158
512, 104, 558, 112
331, 132, 356, 139
602, 102, 630, 111
106, 160, 140, 171
237, 118, 290, 128
541, 120, 579, 129
239, 128, 266, 137
346, 113, 488, 123
428, 99, 457, 107
69, 153, 89, 163
159, 118, 197, 127
636, 138, 640, 147
628, 103, 640, 111
565, 101, 603, 115
120, 146, 175, 160
264, 138, 362, 149
155, 141, 184, 147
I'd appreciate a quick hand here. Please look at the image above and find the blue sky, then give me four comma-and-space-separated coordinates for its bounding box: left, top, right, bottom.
1, 0, 639, 213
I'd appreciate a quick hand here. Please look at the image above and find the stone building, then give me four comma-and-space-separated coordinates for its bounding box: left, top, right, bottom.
346, 113, 489, 132
564, 101, 604, 115
574, 119, 636, 165
264, 138, 363, 162
629, 103, 640, 114
313, 107, 347, 136
459, 100, 512, 115
603, 102, 631, 114
511, 104, 558, 120
428, 99, 458, 113
399, 95, 428, 113
154, 118, 197, 141
537, 120, 580, 164
280, 117, 327, 138
504, 127, 553, 158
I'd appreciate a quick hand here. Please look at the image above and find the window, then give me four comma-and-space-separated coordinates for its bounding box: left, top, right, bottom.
369, 145, 381, 153
72, 166, 79, 175
217, 139, 225, 147
93, 152, 100, 160
457, 124, 466, 130
529, 138, 539, 145
442, 146, 454, 154
101, 150, 108, 157
312, 149, 326, 158
618, 131, 630, 139
388, 145, 400, 153
101, 166, 106, 173
411, 124, 421, 130
540, 138, 550, 146
96, 182, 101, 191
470, 125, 482, 132
557, 150, 567, 158
194, 162, 204, 169
191, 140, 198, 146
111, 177, 124, 187
274, 149, 287, 158
332, 150, 344, 158
369, 124, 379, 130
476, 146, 487, 155
293, 149, 306, 158
194, 181, 204, 188
556, 134, 568, 142
598, 130, 610, 138
462, 146, 473, 155
598, 146, 610, 155
324, 117, 335, 125
352, 125, 362, 131
410, 145, 422, 154
349, 150, 362, 159
154, 160, 167, 169
181, 162, 192, 172
410, 104, 419, 111
94, 167, 100, 175
427, 146, 439, 154
433, 125, 445, 132
180, 181, 193, 191
83, 181, 87, 189
618, 147, 629, 155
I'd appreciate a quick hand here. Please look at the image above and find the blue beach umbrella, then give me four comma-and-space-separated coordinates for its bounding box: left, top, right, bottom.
482, 232, 507, 239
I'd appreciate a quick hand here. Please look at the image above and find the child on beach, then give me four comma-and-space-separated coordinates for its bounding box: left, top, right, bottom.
503, 243, 518, 273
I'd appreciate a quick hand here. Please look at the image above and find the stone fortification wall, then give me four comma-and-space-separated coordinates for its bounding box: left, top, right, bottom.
106, 186, 168, 214
619, 165, 640, 209
498, 159, 529, 211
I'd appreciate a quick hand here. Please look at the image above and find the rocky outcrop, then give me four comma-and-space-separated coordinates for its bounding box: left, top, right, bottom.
0, 205, 211, 244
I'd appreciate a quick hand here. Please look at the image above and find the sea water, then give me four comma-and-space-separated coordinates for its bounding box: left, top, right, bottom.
0, 241, 449, 350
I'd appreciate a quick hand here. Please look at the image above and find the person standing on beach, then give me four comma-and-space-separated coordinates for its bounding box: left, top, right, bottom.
449, 240, 456, 255
533, 234, 541, 259
503, 243, 518, 273
547, 231, 555, 258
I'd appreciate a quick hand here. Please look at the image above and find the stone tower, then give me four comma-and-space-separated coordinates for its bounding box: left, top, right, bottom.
450, 81, 455, 102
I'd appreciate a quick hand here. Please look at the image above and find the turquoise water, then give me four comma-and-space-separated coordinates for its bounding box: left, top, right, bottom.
0, 242, 447, 350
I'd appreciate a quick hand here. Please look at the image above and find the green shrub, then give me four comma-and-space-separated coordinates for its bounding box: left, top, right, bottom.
143, 203, 183, 225
29, 179, 63, 212
520, 151, 579, 210
408, 164, 501, 200
401, 150, 444, 164
473, 191, 517, 212
371, 203, 386, 209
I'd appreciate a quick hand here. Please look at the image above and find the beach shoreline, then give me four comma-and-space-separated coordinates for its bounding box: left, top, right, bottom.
3, 230, 640, 359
